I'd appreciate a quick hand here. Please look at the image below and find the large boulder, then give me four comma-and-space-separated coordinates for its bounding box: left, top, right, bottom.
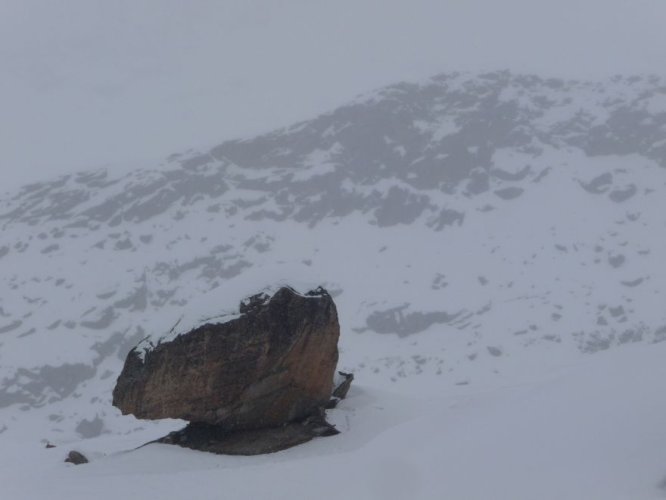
112, 286, 339, 430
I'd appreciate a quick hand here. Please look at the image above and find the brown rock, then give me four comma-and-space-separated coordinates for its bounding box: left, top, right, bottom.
113, 286, 339, 430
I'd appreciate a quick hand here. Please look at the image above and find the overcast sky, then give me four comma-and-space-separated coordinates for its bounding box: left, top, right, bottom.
1, 0, 665, 190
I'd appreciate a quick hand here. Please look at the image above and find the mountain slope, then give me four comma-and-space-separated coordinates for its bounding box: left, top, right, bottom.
0, 70, 665, 454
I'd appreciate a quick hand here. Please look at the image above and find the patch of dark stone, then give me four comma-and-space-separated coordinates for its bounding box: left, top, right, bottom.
333, 372, 354, 399
153, 412, 339, 456
65, 450, 88, 465
115, 286, 354, 456
149, 373, 354, 456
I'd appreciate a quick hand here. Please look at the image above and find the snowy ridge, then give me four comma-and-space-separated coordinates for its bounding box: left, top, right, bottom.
0, 71, 665, 497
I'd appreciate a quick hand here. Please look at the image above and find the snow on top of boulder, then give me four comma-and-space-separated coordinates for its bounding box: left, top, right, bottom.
134, 267, 326, 361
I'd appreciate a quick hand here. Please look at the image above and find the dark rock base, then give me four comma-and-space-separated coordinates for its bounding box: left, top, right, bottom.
145, 372, 354, 456
152, 418, 339, 456
65, 450, 89, 465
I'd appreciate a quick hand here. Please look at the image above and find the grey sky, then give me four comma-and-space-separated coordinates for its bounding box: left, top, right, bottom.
1, 0, 665, 190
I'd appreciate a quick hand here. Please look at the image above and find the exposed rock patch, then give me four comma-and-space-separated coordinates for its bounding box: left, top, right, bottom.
326, 372, 354, 409
332, 372, 354, 400
64, 450, 88, 465
154, 412, 339, 456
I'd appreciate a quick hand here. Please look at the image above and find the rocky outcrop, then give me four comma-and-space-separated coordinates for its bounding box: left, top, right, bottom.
64, 450, 88, 465
113, 286, 340, 432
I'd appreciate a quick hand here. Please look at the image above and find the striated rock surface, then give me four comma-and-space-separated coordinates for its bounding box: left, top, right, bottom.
112, 286, 339, 430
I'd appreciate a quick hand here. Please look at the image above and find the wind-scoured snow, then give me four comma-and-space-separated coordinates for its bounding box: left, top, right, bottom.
1, 70, 665, 498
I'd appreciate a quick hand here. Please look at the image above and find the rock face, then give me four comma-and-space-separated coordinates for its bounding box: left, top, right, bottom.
112, 286, 339, 431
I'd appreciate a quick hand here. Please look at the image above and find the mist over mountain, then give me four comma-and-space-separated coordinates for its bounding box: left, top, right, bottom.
3, 0, 666, 190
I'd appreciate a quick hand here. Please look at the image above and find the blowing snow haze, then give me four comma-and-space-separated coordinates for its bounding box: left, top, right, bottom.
1, 0, 666, 189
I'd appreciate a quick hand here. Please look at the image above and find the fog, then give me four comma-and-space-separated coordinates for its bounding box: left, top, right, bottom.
1, 0, 665, 189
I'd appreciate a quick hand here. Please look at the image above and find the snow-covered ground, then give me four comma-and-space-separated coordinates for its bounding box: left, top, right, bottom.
1, 70, 665, 498
3, 342, 666, 499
